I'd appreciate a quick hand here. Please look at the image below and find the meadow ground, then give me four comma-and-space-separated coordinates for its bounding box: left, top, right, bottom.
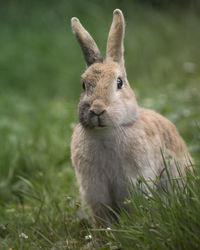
0, 1, 200, 249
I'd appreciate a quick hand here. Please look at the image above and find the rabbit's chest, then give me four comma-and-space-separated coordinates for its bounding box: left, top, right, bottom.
72, 126, 139, 188
91, 139, 123, 171
81, 134, 136, 181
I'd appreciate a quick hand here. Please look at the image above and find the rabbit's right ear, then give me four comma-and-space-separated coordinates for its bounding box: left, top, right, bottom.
71, 17, 103, 66
106, 9, 125, 65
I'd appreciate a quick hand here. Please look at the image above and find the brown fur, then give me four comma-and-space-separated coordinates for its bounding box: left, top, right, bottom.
70, 9, 193, 224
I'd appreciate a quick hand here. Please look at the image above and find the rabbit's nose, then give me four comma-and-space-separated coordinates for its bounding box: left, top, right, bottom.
90, 109, 105, 116
90, 100, 106, 116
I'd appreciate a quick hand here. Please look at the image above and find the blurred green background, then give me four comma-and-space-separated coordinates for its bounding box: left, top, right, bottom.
0, 0, 200, 248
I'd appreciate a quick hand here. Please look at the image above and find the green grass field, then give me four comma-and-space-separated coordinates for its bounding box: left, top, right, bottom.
0, 1, 200, 249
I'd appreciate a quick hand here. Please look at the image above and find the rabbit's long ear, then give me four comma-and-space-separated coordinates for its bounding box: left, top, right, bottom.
106, 9, 125, 65
71, 17, 103, 66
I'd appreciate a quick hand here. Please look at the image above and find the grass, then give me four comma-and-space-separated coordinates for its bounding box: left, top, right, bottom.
0, 1, 200, 249
102, 163, 200, 250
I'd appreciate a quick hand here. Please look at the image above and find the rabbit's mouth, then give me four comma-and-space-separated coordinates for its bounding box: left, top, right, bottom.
89, 115, 106, 128
97, 116, 106, 128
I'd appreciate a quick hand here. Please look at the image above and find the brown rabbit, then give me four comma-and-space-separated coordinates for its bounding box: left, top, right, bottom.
70, 9, 193, 223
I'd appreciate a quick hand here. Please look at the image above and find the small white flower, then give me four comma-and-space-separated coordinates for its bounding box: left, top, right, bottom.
85, 234, 92, 240
110, 246, 119, 250
106, 227, 111, 231
19, 232, 28, 239
70, 123, 76, 129
183, 62, 196, 73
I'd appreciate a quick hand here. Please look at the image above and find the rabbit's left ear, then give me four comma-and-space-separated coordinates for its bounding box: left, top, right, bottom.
106, 9, 125, 65
71, 17, 103, 66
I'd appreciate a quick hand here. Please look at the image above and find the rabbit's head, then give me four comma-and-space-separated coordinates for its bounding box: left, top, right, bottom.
71, 9, 139, 129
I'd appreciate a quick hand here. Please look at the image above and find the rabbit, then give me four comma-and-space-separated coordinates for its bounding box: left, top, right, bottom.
70, 9, 193, 224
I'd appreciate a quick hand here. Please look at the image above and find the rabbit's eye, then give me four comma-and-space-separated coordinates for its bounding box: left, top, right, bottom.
82, 82, 86, 91
117, 77, 123, 89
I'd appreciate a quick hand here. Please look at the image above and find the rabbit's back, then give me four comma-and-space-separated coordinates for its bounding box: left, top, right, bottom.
128, 108, 191, 177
